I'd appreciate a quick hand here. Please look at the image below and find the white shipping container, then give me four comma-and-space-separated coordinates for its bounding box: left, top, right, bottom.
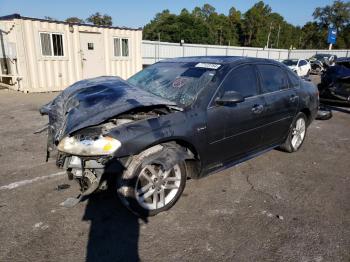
0, 14, 142, 92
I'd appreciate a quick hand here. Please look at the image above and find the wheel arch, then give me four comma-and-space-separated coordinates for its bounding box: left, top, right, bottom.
138, 137, 202, 179
300, 108, 311, 125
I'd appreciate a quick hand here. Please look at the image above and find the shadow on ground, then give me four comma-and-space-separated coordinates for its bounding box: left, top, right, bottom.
82, 192, 147, 262
324, 105, 350, 114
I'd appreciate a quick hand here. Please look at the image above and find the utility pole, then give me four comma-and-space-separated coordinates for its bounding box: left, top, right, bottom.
157, 33, 160, 61
266, 22, 273, 48
218, 28, 222, 45
276, 24, 281, 48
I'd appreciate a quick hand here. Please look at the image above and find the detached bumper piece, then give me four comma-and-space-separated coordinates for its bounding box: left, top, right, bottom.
61, 155, 109, 196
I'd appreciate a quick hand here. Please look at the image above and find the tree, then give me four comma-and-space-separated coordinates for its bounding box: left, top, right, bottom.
65, 17, 85, 24
44, 16, 57, 21
301, 22, 326, 49
313, 0, 350, 30
86, 12, 112, 26
142, 1, 350, 49
242, 1, 272, 46
313, 0, 350, 48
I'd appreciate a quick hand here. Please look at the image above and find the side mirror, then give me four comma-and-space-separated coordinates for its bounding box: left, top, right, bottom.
215, 91, 244, 106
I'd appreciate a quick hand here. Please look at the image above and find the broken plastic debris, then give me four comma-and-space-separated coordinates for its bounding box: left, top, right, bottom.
34, 222, 43, 228
56, 184, 70, 191
60, 195, 83, 208
41, 225, 49, 230
276, 215, 284, 220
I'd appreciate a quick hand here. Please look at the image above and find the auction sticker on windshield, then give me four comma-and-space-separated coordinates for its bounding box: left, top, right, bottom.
195, 63, 221, 69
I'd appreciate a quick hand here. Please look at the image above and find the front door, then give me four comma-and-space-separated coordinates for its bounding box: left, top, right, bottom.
206, 64, 267, 167
79, 32, 105, 79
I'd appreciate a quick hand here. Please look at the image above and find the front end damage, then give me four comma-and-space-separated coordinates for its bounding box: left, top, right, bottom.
39, 76, 188, 203
55, 107, 173, 198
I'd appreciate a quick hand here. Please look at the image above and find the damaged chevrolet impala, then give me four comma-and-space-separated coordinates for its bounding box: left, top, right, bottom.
40, 57, 318, 216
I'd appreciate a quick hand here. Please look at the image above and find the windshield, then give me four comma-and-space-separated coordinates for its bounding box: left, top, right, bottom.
282, 60, 298, 66
127, 62, 217, 106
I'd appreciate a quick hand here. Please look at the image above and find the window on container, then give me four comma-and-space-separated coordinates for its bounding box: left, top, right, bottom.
113, 38, 121, 56
114, 38, 129, 57
40, 33, 52, 56
122, 38, 129, 56
52, 34, 63, 56
40, 32, 64, 57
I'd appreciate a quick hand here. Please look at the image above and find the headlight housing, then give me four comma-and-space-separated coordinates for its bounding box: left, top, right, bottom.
57, 135, 121, 156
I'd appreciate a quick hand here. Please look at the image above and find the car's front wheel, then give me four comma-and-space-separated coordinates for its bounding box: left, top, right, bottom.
280, 112, 307, 152
116, 145, 187, 216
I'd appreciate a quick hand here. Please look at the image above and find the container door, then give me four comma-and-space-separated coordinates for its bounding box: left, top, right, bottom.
79, 32, 105, 79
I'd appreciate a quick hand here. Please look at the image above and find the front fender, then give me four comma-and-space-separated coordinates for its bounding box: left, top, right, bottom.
107, 111, 198, 158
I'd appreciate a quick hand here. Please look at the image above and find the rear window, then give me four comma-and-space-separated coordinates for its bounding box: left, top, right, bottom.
257, 65, 288, 93
286, 70, 300, 88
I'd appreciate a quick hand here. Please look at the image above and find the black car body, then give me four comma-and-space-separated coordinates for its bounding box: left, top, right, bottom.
319, 57, 350, 105
309, 53, 337, 75
41, 56, 318, 215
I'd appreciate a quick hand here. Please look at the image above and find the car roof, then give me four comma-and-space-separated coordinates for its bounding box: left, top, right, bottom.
159, 56, 280, 66
337, 57, 350, 63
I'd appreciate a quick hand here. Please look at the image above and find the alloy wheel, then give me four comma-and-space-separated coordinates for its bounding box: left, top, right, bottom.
135, 164, 182, 210
291, 118, 306, 150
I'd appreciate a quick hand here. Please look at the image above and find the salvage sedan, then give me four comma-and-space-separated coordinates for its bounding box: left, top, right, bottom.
319, 57, 350, 105
40, 57, 319, 216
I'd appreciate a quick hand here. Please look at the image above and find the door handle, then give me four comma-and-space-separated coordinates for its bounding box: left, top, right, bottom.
289, 95, 299, 102
252, 104, 264, 114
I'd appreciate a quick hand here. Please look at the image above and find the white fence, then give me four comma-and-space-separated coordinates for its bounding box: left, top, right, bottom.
142, 40, 350, 65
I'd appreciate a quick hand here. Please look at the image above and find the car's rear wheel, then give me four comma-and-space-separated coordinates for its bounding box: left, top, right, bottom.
280, 112, 307, 152
116, 145, 187, 217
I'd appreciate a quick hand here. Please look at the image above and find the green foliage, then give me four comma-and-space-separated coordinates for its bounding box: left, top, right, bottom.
143, 1, 350, 49
86, 12, 112, 26
65, 17, 85, 24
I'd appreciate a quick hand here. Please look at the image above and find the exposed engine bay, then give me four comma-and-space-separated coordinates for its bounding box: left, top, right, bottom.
55, 106, 178, 201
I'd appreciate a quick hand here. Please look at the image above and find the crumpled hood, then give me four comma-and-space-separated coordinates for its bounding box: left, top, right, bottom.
40, 76, 176, 149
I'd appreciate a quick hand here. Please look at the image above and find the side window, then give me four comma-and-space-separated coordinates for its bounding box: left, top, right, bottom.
257, 65, 288, 93
218, 65, 258, 98
287, 70, 300, 88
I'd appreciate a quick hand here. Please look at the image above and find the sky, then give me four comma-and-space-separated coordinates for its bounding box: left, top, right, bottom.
0, 0, 333, 28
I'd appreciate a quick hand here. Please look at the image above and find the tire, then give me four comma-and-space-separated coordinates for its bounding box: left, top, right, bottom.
306, 70, 310, 77
280, 112, 308, 153
116, 145, 187, 217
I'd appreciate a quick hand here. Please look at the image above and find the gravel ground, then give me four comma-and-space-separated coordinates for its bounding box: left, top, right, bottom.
0, 82, 349, 262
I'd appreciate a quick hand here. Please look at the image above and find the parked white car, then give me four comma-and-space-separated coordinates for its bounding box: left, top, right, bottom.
282, 59, 311, 77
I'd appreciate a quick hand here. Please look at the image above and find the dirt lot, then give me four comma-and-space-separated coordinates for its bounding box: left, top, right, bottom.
0, 85, 349, 262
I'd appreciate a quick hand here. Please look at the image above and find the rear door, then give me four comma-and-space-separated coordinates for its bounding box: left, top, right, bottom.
256, 64, 299, 146
206, 64, 267, 165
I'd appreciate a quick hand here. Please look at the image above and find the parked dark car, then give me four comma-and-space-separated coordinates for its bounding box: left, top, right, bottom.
319, 57, 350, 105
40, 56, 319, 216
309, 53, 337, 75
